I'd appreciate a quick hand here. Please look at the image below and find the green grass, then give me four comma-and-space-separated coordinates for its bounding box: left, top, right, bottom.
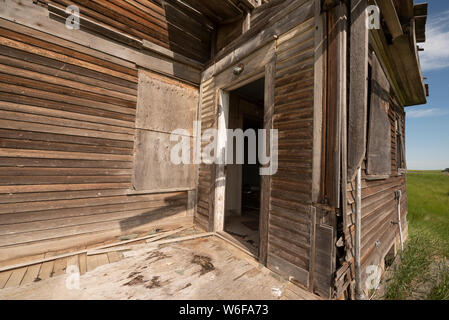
384, 170, 449, 300
428, 270, 449, 300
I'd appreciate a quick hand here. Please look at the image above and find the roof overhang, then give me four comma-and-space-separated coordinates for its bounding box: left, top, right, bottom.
370, 0, 428, 106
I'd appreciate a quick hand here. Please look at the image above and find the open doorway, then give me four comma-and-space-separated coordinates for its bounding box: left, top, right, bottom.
224, 78, 265, 256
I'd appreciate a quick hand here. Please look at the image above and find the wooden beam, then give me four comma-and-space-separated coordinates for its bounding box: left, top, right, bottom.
348, 0, 369, 182
325, 2, 347, 208
259, 57, 275, 266
312, 0, 324, 202
377, 0, 404, 40
87, 246, 131, 256
396, 0, 414, 22
203, 0, 314, 82
145, 232, 214, 245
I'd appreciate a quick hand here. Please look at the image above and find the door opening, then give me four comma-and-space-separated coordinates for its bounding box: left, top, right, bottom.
224, 78, 265, 256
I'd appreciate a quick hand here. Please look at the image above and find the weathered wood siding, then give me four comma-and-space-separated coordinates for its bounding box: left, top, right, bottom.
0, 19, 191, 262
195, 77, 216, 231
42, 0, 212, 62
195, 0, 322, 293
341, 103, 407, 295
266, 15, 315, 289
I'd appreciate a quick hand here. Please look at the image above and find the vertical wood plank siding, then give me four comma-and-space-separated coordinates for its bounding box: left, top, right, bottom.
0, 21, 189, 262
266, 15, 315, 288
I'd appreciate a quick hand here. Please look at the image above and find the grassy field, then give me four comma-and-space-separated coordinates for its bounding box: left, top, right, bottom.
384, 170, 449, 300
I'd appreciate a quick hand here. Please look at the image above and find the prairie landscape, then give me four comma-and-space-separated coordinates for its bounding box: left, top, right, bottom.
383, 171, 449, 300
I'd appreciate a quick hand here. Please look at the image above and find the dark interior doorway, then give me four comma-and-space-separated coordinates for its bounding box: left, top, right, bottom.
224, 78, 264, 255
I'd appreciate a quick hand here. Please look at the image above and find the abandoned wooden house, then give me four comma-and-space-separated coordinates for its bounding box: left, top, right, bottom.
0, 0, 428, 299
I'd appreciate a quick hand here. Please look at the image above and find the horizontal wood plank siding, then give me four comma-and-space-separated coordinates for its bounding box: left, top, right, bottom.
43, 0, 212, 63
0, 22, 190, 262
266, 14, 315, 289
342, 104, 407, 291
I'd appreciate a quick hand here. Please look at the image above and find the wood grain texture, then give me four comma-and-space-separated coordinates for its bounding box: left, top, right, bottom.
342, 103, 408, 296
45, 0, 213, 63
194, 77, 216, 232
266, 11, 315, 290
366, 54, 391, 177
0, 21, 192, 263
348, 0, 369, 181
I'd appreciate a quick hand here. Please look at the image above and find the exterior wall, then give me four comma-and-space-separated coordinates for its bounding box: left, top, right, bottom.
40, 0, 212, 62
0, 6, 197, 262
194, 0, 332, 296
267, 15, 315, 289
337, 48, 409, 297
341, 104, 407, 296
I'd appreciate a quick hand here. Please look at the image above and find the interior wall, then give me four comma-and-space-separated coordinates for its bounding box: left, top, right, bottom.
225, 94, 243, 217
224, 94, 264, 218
0, 17, 194, 263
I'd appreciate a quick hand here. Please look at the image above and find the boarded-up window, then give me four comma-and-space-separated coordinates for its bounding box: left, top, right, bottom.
132, 70, 198, 191
366, 55, 391, 177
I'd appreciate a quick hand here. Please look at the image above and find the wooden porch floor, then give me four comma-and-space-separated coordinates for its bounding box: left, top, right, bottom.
0, 228, 320, 300
0, 228, 166, 290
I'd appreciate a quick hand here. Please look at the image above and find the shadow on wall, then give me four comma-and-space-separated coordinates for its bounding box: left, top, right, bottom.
119, 193, 193, 232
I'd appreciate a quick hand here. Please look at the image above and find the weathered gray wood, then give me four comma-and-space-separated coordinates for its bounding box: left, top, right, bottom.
308, 206, 317, 292
312, 0, 324, 203
145, 232, 214, 245
366, 54, 391, 177
135, 70, 198, 135
369, 16, 426, 106
202, 0, 314, 83
376, 0, 404, 40
259, 57, 276, 266
132, 130, 196, 191
313, 223, 334, 298
86, 246, 131, 256
267, 253, 309, 287
348, 0, 369, 182
327, 2, 347, 208
214, 42, 275, 89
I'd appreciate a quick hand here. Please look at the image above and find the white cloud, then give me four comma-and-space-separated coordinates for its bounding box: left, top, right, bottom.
406, 108, 449, 118
419, 10, 449, 71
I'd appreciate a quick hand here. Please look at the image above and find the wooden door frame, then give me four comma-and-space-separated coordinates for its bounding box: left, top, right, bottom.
210, 43, 276, 265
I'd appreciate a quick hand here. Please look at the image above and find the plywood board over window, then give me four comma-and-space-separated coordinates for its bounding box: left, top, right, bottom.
366, 55, 391, 178
133, 70, 198, 192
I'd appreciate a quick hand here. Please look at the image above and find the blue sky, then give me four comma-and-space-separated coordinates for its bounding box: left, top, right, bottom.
406, 0, 449, 170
